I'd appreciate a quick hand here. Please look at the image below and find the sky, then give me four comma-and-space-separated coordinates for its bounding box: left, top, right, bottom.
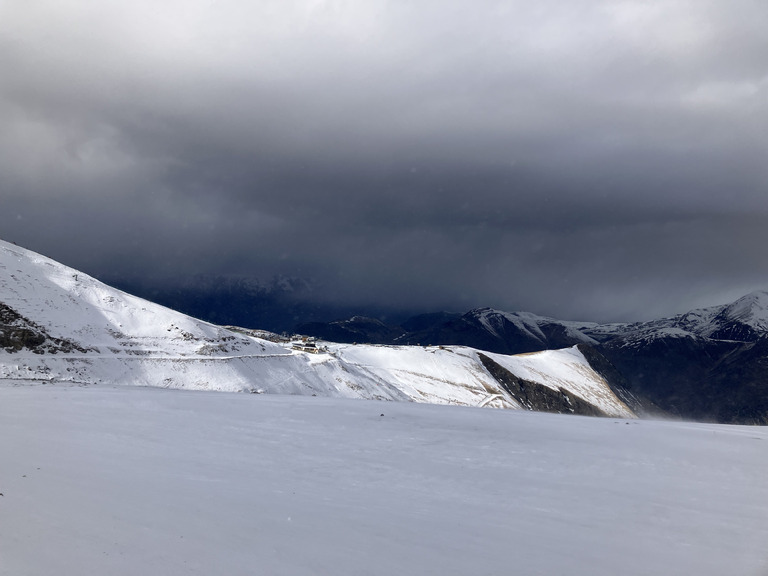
1, 0, 767, 323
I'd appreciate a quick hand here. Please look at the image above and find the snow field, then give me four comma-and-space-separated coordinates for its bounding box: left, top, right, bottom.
0, 385, 766, 576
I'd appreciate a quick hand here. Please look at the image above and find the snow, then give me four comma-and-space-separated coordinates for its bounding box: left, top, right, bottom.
595, 290, 768, 345
472, 308, 596, 344
323, 344, 633, 417
1, 385, 766, 576
471, 308, 599, 345
484, 346, 635, 418
2, 240, 767, 573
718, 290, 768, 331
326, 344, 519, 409
0, 240, 287, 358
1, 239, 631, 416
474, 308, 549, 341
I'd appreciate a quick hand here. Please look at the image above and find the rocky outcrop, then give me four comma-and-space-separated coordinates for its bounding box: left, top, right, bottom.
0, 303, 90, 354
478, 353, 606, 417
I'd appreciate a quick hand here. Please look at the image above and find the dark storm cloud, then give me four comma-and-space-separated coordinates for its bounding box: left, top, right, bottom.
1, 0, 767, 321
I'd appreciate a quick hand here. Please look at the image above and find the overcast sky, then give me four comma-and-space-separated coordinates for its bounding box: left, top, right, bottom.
1, 0, 767, 322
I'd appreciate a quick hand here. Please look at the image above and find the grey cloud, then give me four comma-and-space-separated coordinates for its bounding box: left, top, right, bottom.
1, 0, 767, 322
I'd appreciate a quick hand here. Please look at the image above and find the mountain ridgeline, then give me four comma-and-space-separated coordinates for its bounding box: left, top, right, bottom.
0, 239, 636, 419
297, 294, 768, 424
3, 238, 766, 424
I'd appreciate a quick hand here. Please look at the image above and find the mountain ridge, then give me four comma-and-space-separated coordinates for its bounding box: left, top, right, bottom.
5, 238, 765, 423
0, 238, 633, 418
297, 292, 768, 423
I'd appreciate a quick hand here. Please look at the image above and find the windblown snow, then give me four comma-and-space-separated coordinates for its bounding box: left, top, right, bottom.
0, 239, 632, 417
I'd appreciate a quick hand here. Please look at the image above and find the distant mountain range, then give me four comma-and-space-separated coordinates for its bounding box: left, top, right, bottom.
297, 293, 768, 424
111, 275, 410, 334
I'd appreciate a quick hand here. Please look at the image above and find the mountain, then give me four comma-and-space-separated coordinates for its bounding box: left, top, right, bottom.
298, 308, 599, 353
111, 274, 408, 334
298, 293, 768, 424
594, 292, 768, 423
294, 316, 405, 344
7, 238, 765, 423
0, 239, 632, 418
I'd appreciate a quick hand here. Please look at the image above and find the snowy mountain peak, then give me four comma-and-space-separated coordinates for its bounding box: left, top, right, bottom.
595, 289, 768, 347
661, 289, 768, 342
720, 290, 768, 328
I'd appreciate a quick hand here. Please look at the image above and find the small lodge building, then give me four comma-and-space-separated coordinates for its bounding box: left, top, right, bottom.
292, 337, 323, 354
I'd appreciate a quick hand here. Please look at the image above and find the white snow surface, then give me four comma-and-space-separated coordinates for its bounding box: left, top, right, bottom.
1, 239, 631, 416
484, 347, 633, 417
1, 385, 766, 576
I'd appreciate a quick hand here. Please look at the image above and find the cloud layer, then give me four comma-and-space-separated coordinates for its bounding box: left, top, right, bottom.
2, 0, 767, 321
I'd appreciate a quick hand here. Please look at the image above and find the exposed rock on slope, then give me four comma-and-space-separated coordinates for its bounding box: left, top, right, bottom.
478, 353, 606, 417
0, 303, 90, 354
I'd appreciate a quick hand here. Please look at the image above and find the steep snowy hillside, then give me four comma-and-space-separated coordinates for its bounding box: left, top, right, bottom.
482, 347, 632, 417
0, 239, 335, 394
327, 344, 634, 418
0, 239, 632, 417
0, 240, 287, 357
1, 386, 766, 576
298, 291, 768, 423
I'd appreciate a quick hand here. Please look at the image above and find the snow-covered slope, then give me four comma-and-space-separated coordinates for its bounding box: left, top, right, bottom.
0, 240, 288, 357
0, 239, 340, 395
326, 344, 634, 417
1, 386, 766, 576
0, 239, 632, 417
484, 347, 631, 416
